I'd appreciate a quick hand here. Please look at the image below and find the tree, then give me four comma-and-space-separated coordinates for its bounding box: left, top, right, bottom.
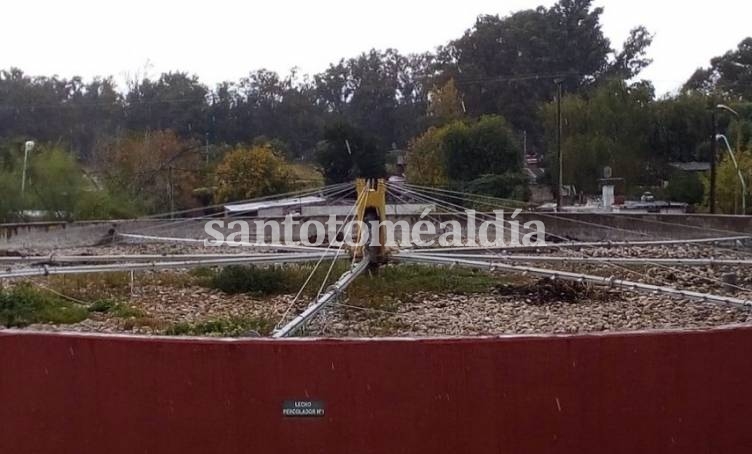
426, 78, 464, 126
465, 173, 530, 201
214, 145, 292, 203
438, 0, 651, 153
126, 72, 209, 137
314, 122, 385, 184
666, 171, 704, 205
443, 116, 522, 181
0, 170, 21, 222
313, 49, 430, 149
406, 126, 449, 186
97, 130, 202, 213
684, 38, 752, 100
406, 115, 522, 185
0, 70, 124, 160
542, 80, 655, 193
605, 26, 654, 80
27, 148, 84, 219
713, 147, 752, 214
650, 93, 712, 164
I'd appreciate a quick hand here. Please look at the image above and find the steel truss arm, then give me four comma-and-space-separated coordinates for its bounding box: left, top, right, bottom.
272, 258, 370, 338
398, 254, 752, 310
0, 252, 346, 279
404, 253, 752, 267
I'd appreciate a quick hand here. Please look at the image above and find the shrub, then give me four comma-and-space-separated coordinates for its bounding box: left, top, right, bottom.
214, 145, 293, 203
666, 171, 704, 205
74, 190, 140, 220
465, 173, 530, 202
211, 265, 293, 295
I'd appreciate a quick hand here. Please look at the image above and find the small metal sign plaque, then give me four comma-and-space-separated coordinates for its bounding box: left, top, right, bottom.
282, 400, 325, 417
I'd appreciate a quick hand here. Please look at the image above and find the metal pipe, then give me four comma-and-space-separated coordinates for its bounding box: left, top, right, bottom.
272, 258, 370, 338
116, 233, 334, 253
398, 254, 752, 309
401, 253, 752, 267
0, 253, 286, 264
404, 235, 752, 254
0, 252, 346, 279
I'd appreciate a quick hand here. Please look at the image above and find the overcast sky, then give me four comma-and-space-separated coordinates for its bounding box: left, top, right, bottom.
2, 0, 749, 95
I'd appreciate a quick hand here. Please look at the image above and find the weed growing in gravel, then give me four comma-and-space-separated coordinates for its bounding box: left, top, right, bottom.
48, 272, 132, 300
208, 263, 512, 307
209, 263, 350, 296
87, 300, 145, 318
165, 316, 273, 337
0, 283, 88, 327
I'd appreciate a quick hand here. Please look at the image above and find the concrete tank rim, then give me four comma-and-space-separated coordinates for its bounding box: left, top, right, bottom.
2, 323, 750, 345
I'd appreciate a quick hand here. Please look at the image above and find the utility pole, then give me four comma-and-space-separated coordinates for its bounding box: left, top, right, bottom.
205, 133, 210, 166
709, 109, 717, 214
555, 79, 564, 211
168, 166, 175, 219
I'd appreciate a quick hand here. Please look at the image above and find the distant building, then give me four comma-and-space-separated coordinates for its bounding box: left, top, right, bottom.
669, 162, 711, 173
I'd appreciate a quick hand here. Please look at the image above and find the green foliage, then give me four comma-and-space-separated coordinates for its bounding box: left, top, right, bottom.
87, 300, 145, 318
211, 265, 297, 295
27, 147, 84, 219
406, 126, 449, 186
464, 173, 530, 201
208, 262, 511, 310
166, 316, 273, 337
73, 190, 140, 220
666, 171, 704, 205
346, 265, 507, 309
650, 93, 712, 164
443, 0, 650, 152
543, 80, 655, 193
98, 130, 202, 213
0, 283, 88, 327
315, 122, 385, 184
0, 142, 134, 221
685, 38, 752, 100
427, 79, 464, 126
0, 169, 22, 222
713, 150, 752, 214
444, 116, 522, 181
213, 144, 293, 203
407, 116, 521, 187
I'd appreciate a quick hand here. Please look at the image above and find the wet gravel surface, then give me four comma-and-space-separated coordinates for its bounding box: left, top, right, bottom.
4, 242, 752, 337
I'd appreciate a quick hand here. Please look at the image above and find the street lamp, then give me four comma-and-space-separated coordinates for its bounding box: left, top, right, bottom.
716, 134, 747, 215
709, 104, 741, 213
717, 104, 740, 117
20, 141, 35, 195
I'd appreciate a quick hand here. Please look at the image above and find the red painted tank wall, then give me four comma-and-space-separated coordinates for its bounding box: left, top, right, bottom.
1, 328, 751, 453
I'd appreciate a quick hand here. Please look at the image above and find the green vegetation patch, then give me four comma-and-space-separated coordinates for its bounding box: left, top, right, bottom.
87, 299, 145, 318
207, 262, 512, 310
346, 264, 509, 309
0, 283, 89, 327
208, 263, 350, 296
165, 316, 273, 337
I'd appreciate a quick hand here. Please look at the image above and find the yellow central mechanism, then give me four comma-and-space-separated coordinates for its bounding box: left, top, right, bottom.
354, 178, 387, 263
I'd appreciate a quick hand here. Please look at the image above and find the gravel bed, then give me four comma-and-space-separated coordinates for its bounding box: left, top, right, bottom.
4, 242, 752, 337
